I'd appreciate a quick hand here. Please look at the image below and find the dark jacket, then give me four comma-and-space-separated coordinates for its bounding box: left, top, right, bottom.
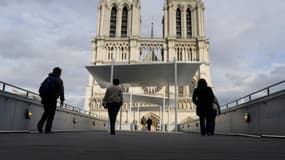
44, 73, 64, 102
192, 86, 214, 115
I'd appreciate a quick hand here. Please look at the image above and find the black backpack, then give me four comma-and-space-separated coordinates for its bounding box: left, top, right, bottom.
39, 76, 57, 98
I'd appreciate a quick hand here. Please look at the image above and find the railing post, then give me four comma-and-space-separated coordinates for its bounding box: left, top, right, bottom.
249, 95, 252, 101
2, 83, 5, 91
267, 88, 270, 96
26, 91, 29, 98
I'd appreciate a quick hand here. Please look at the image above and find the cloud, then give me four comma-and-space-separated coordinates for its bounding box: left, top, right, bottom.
141, 0, 164, 37
205, 0, 285, 103
0, 0, 96, 108
214, 63, 285, 104
0, 0, 284, 108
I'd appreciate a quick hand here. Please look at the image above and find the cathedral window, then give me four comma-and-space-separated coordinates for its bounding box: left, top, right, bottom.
179, 86, 184, 96
196, 52, 200, 61
121, 7, 128, 37
123, 87, 129, 93
124, 52, 127, 60
161, 49, 164, 61
176, 48, 183, 61
109, 7, 117, 37
188, 48, 192, 61
108, 47, 114, 60
176, 8, 182, 38
121, 48, 124, 60
186, 8, 192, 38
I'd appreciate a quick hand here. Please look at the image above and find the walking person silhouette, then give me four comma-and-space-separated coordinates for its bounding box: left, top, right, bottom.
37, 67, 65, 134
192, 79, 217, 136
103, 79, 123, 135
146, 118, 152, 131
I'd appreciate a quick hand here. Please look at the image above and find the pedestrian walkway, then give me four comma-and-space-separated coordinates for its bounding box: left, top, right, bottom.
0, 131, 284, 160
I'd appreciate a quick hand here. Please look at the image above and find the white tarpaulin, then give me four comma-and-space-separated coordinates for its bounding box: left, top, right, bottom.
130, 106, 161, 111
86, 62, 201, 88
123, 93, 175, 106
86, 61, 201, 132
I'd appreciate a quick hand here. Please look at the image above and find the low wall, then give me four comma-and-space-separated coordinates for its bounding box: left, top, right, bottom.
0, 91, 108, 132
179, 90, 285, 137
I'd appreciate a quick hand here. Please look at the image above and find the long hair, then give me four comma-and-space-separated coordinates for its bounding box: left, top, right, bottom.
197, 79, 207, 89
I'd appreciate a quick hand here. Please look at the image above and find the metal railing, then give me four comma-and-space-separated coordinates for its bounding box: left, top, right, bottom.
0, 80, 107, 120
221, 80, 285, 111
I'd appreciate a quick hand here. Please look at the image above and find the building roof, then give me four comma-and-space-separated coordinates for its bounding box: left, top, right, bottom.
86, 62, 201, 88
123, 93, 175, 106
86, 62, 200, 107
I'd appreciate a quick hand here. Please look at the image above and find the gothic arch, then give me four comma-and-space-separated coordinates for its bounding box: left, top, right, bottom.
108, 0, 119, 10
107, 0, 120, 10
186, 4, 194, 11
142, 112, 160, 127
119, 1, 131, 10
175, 4, 183, 11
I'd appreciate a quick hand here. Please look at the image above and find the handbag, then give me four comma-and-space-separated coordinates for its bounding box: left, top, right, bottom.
212, 97, 221, 114
212, 102, 218, 111
102, 100, 108, 109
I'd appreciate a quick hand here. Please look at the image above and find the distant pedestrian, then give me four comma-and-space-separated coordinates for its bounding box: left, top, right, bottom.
133, 120, 138, 131
141, 116, 147, 131
103, 79, 123, 135
146, 118, 152, 131
37, 67, 65, 134
192, 79, 217, 136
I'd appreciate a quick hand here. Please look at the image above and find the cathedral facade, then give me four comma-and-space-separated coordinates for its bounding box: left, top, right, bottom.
85, 0, 213, 130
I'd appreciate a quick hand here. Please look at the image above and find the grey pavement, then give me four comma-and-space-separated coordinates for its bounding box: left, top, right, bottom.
0, 131, 285, 160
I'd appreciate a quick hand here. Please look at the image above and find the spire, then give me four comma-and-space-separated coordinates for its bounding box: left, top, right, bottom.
151, 21, 154, 39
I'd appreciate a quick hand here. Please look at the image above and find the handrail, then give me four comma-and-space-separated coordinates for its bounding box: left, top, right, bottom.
0, 80, 39, 97
221, 80, 285, 111
0, 80, 107, 121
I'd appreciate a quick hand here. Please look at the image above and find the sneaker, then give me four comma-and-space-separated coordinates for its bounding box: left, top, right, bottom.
207, 133, 214, 136
37, 124, 43, 133
45, 130, 52, 134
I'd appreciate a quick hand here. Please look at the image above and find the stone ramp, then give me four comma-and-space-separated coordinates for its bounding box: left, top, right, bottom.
0, 131, 285, 160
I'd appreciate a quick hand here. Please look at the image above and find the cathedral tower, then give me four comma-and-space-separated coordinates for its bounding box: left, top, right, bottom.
96, 0, 141, 38
85, 0, 213, 130
163, 0, 212, 86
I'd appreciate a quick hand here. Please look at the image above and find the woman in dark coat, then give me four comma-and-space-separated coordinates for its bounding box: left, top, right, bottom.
192, 79, 217, 136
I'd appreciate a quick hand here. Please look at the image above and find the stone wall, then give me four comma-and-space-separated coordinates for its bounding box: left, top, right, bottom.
0, 91, 107, 132
179, 90, 285, 137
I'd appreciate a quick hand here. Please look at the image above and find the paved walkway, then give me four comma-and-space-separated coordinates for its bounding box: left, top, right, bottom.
0, 131, 285, 160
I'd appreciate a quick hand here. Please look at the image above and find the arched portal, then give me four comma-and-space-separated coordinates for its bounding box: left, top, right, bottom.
140, 112, 160, 131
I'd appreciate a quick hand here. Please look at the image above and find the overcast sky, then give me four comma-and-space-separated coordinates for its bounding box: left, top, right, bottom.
0, 0, 284, 108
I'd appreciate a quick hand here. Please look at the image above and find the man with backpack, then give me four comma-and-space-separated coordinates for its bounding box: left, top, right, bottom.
37, 67, 65, 134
